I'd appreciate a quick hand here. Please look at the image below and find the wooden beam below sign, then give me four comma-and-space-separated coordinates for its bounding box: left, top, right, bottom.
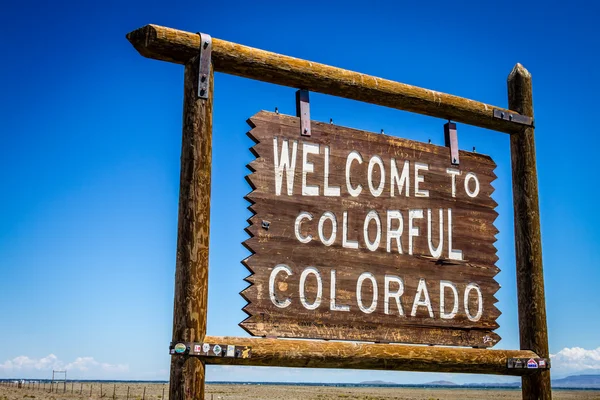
203, 336, 541, 376
126, 24, 527, 134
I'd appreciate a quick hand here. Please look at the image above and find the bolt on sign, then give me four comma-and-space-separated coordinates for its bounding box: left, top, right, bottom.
241, 111, 500, 347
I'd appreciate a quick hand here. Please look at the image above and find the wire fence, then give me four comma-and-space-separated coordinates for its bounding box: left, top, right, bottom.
0, 380, 168, 400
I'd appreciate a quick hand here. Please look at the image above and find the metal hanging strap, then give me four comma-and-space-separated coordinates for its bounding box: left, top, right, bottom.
197, 32, 212, 99
444, 121, 459, 165
296, 89, 311, 136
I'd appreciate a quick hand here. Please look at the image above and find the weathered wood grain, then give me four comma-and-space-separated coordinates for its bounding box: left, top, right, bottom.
203, 336, 540, 376
126, 24, 528, 134
508, 64, 552, 399
169, 56, 213, 400
241, 112, 501, 347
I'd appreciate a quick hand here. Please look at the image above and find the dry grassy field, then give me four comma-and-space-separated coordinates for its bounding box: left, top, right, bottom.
1, 382, 599, 400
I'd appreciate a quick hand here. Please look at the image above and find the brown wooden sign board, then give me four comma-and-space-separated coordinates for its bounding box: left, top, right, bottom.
241, 111, 501, 348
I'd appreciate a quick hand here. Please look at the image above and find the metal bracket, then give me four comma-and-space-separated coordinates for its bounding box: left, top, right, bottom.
197, 32, 212, 99
296, 90, 311, 136
444, 121, 459, 165
493, 109, 534, 127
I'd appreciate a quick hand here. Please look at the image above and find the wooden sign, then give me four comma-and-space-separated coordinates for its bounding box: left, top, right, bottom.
241, 111, 501, 348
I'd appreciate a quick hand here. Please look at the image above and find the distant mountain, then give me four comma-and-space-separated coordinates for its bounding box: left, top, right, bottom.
425, 380, 458, 386
553, 374, 600, 388
359, 380, 397, 385
466, 374, 600, 389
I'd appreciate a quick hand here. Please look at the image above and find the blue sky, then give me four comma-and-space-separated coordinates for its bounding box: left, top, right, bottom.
1, 0, 599, 384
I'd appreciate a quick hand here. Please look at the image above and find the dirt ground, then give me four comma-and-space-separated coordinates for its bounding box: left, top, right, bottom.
1, 382, 599, 400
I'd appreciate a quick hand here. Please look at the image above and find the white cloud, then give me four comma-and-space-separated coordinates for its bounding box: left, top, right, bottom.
0, 354, 128, 378
64, 357, 128, 373
551, 347, 600, 374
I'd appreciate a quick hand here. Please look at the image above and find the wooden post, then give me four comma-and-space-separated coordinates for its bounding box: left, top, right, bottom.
90, 384, 93, 397
168, 49, 213, 400
508, 63, 552, 400
127, 386, 129, 400
113, 384, 116, 400
143, 387, 146, 400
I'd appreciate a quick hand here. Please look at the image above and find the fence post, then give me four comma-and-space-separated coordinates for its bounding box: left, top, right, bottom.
169, 47, 213, 400
127, 386, 129, 400
143, 387, 146, 400
91, 384, 93, 397
508, 64, 552, 400
113, 384, 116, 400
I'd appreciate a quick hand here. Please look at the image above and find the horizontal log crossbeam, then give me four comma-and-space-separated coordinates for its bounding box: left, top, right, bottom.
201, 336, 539, 376
126, 24, 529, 134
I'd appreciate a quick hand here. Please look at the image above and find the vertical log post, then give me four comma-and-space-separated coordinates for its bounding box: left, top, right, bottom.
508, 64, 552, 400
168, 50, 213, 400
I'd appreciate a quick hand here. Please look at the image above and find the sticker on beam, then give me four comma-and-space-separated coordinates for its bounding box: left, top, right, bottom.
507, 358, 550, 369
169, 342, 252, 359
